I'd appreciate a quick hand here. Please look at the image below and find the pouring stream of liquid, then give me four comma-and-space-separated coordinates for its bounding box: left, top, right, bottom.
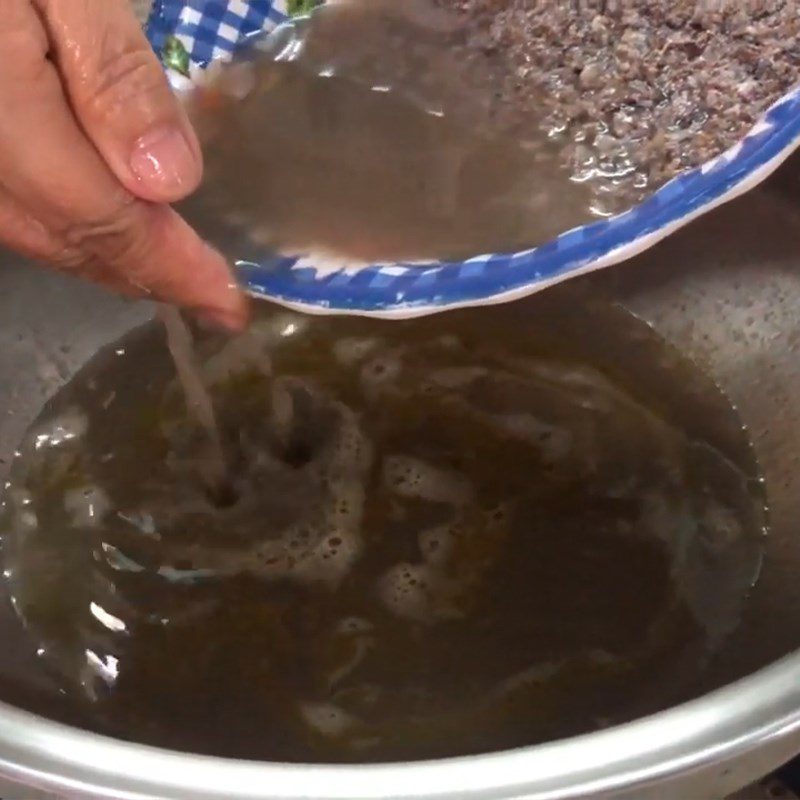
158, 306, 229, 494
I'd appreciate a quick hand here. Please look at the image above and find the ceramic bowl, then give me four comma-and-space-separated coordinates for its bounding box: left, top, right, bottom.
147, 0, 800, 318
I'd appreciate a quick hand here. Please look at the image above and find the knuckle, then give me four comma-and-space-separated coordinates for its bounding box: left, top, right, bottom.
84, 45, 166, 119
48, 245, 89, 273
61, 194, 155, 270
47, 244, 138, 295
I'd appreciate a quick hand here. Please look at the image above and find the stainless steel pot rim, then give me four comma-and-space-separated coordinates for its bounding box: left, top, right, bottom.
1, 648, 800, 800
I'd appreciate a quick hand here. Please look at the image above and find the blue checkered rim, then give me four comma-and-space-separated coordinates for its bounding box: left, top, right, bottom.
148, 0, 800, 318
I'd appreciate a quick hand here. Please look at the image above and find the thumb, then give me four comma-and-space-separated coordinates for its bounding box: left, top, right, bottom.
37, 0, 203, 204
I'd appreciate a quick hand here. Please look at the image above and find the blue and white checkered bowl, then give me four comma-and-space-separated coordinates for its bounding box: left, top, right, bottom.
148, 0, 800, 319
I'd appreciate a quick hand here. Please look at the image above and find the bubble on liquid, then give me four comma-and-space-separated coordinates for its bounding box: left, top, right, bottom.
486, 503, 511, 524
379, 495, 516, 624
16, 509, 38, 533
156, 565, 220, 584
332, 684, 382, 718
332, 337, 381, 367
492, 650, 627, 701
486, 413, 573, 463
249, 539, 289, 575
291, 525, 362, 586
26, 407, 88, 452
378, 562, 437, 623
436, 335, 462, 350
328, 477, 366, 522
117, 511, 160, 540
4, 486, 38, 535
100, 542, 146, 574
360, 353, 403, 401
89, 601, 127, 634
5, 486, 32, 509
77, 649, 120, 702
64, 485, 110, 529
377, 551, 475, 625
699, 499, 743, 553
157, 387, 373, 589
260, 313, 310, 343
299, 702, 360, 739
246, 223, 274, 248
383, 455, 472, 505
418, 524, 455, 566
20, 446, 88, 497
336, 616, 373, 634
492, 660, 564, 697
325, 632, 375, 689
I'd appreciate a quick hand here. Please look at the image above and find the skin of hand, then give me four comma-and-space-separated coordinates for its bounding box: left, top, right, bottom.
0, 0, 249, 331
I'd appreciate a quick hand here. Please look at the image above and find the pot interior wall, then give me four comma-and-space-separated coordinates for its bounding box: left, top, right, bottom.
2, 156, 800, 741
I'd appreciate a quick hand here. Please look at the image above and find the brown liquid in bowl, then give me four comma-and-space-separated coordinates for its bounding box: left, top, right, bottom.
1, 296, 765, 762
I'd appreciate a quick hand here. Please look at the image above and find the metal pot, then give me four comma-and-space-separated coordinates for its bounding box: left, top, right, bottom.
3, 159, 800, 800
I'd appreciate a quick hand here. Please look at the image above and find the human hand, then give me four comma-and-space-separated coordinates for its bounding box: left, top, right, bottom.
0, 0, 248, 331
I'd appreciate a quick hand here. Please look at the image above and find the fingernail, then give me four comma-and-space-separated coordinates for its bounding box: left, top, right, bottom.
130, 125, 200, 198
